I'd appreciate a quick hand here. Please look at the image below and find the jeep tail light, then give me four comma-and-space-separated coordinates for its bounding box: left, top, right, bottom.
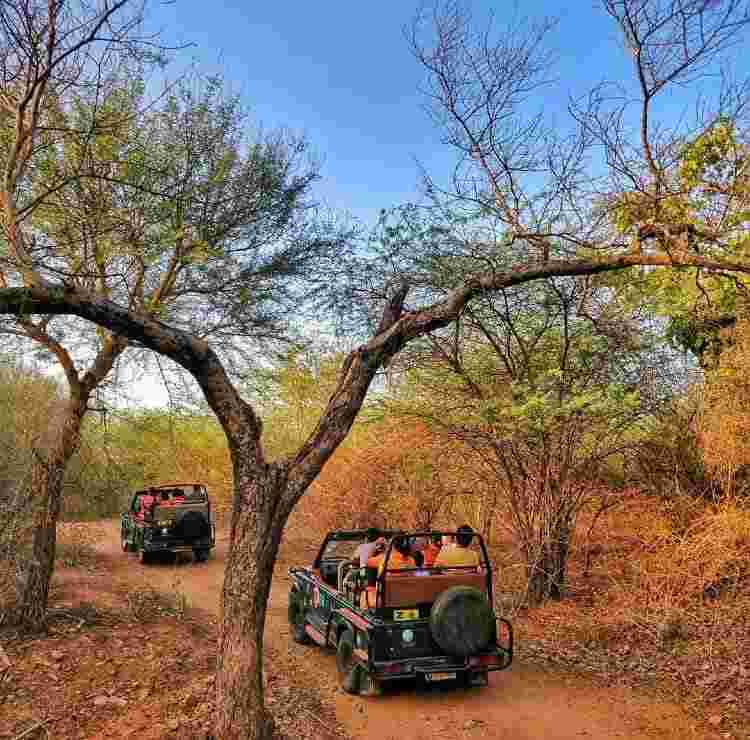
380, 663, 403, 674
469, 654, 500, 667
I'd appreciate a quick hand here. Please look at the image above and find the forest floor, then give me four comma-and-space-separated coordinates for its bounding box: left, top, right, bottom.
0, 519, 746, 740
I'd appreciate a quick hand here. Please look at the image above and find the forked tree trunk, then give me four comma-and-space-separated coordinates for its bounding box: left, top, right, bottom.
214, 458, 292, 740
17, 396, 87, 630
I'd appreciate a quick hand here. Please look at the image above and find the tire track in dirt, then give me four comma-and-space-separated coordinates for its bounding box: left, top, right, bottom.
95, 521, 714, 740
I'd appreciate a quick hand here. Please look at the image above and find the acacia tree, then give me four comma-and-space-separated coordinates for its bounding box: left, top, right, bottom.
3, 1, 750, 738
383, 269, 671, 602
0, 0, 342, 629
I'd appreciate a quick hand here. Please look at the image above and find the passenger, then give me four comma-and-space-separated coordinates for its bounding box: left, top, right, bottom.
410, 529, 430, 552
378, 534, 415, 576
362, 537, 387, 609
434, 525, 480, 569
353, 527, 381, 568
441, 533, 456, 548
423, 534, 443, 567
366, 537, 387, 571
138, 492, 156, 519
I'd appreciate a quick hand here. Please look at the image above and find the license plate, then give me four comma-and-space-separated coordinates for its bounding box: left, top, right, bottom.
426, 671, 456, 682
394, 609, 419, 621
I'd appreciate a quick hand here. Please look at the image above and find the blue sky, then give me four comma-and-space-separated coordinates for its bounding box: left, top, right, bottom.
145, 1, 634, 228
123, 0, 745, 407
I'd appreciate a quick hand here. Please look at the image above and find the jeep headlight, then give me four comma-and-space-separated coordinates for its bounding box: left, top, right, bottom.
402, 629, 415, 644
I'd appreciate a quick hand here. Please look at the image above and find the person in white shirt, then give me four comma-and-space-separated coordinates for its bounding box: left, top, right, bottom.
353, 528, 382, 567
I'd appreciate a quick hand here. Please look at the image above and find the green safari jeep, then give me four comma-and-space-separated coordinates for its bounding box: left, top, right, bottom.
288, 529, 513, 695
121, 483, 215, 564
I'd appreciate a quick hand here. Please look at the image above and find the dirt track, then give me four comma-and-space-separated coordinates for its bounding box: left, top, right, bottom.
95, 521, 712, 740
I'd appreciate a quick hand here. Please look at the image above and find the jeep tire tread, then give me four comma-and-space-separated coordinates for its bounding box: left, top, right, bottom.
336, 629, 362, 694
429, 585, 494, 657
288, 588, 311, 645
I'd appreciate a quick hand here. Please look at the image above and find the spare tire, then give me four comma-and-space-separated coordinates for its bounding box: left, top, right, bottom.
176, 511, 209, 541
429, 586, 494, 657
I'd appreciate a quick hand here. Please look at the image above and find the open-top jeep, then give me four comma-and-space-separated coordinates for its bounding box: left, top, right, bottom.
121, 483, 215, 564
288, 529, 513, 695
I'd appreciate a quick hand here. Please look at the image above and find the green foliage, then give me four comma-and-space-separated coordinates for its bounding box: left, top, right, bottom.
679, 118, 738, 189
253, 347, 355, 458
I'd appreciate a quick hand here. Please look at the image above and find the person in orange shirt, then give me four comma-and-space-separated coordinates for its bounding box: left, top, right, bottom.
378, 535, 416, 576
422, 533, 443, 567
362, 537, 387, 609
361, 536, 416, 609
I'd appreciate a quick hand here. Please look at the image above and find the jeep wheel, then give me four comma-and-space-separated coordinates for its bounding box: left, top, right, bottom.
336, 630, 381, 696
288, 588, 310, 645
336, 630, 361, 694
429, 586, 494, 657
193, 548, 209, 563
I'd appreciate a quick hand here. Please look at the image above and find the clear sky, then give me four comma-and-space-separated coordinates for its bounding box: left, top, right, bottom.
143, 0, 634, 228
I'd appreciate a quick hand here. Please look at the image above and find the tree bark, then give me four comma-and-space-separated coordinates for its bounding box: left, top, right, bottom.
214, 457, 291, 740
17, 394, 88, 630
525, 520, 571, 605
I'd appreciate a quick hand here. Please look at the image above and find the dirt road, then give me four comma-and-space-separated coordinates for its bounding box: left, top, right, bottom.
95, 522, 711, 740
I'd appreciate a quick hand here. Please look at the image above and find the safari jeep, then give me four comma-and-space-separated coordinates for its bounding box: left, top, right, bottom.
287, 530, 513, 695
121, 483, 215, 564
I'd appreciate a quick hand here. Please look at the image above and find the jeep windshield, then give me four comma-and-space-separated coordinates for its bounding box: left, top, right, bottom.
321, 537, 361, 560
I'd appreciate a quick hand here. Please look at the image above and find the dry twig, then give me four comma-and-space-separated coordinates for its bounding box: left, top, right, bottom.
10, 719, 47, 740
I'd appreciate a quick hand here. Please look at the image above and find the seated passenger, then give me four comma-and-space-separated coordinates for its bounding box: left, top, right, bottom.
378, 535, 416, 576
434, 525, 480, 569
362, 537, 387, 609
366, 537, 387, 571
422, 534, 442, 567
138, 493, 156, 519
353, 527, 381, 568
441, 533, 456, 548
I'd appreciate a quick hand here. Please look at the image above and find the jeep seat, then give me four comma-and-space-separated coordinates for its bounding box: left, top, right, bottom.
382, 571, 487, 608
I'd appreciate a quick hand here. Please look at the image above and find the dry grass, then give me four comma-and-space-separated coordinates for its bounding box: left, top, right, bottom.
55, 523, 100, 569
512, 495, 750, 734
125, 577, 190, 622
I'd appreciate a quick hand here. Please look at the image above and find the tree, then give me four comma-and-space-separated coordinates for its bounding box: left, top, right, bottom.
0, 0, 342, 629
384, 270, 671, 601
3, 1, 750, 738
0, 360, 58, 610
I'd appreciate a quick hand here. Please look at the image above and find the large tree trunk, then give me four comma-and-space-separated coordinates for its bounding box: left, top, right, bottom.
16, 395, 88, 630
214, 459, 292, 740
